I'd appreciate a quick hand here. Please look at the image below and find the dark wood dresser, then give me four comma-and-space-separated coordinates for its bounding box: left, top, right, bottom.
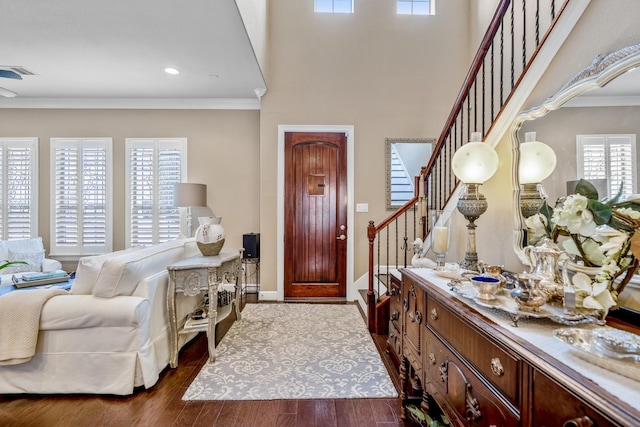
398, 268, 640, 427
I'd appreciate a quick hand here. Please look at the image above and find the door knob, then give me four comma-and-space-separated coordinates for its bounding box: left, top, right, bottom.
336, 234, 346, 240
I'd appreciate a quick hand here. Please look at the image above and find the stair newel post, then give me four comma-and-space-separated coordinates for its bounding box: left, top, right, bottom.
367, 220, 377, 332
416, 170, 427, 239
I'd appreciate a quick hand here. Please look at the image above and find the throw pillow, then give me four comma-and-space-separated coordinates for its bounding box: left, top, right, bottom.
70, 246, 143, 295
3, 249, 44, 274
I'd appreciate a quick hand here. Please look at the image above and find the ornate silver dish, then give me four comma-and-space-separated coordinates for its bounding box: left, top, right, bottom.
554, 328, 640, 382
448, 281, 603, 327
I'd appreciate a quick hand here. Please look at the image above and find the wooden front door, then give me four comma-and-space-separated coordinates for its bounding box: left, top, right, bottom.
284, 132, 347, 299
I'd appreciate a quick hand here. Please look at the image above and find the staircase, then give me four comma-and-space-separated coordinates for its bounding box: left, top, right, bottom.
389, 145, 415, 206
366, 0, 589, 333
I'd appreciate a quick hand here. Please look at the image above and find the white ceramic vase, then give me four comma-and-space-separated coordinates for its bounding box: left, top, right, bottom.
195, 216, 225, 256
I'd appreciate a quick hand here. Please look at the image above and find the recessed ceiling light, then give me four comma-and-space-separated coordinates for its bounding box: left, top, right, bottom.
164, 67, 180, 75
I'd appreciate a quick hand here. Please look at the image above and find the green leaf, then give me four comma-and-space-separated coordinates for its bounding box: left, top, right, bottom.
539, 200, 554, 234
575, 179, 599, 200
0, 260, 28, 270
587, 199, 612, 225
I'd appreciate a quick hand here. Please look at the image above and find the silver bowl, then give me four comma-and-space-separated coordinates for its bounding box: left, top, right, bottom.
471, 276, 501, 300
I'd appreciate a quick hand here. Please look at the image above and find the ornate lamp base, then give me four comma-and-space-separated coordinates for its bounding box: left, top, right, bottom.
456, 183, 488, 273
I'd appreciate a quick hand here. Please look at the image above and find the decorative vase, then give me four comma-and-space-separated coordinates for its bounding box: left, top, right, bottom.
195, 217, 225, 256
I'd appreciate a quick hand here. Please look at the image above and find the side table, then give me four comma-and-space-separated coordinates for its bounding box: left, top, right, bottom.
166, 248, 242, 367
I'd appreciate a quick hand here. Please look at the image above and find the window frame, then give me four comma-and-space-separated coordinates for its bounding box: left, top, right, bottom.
576, 133, 637, 199
397, 0, 435, 16
0, 137, 39, 240
314, 0, 354, 14
125, 138, 187, 247
50, 137, 113, 258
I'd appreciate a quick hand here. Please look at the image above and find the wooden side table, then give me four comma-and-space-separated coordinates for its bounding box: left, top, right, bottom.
166, 248, 242, 367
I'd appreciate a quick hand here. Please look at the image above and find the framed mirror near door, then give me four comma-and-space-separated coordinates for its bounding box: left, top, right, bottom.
385, 138, 434, 210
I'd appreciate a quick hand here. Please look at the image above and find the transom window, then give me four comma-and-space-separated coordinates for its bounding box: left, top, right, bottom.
315, 0, 353, 14
126, 138, 187, 247
397, 0, 435, 15
0, 137, 38, 240
50, 137, 113, 257
577, 134, 637, 199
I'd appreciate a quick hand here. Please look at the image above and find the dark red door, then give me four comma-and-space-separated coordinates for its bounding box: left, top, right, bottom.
284, 132, 348, 299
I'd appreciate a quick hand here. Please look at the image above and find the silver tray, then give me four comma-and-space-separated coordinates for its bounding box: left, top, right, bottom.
554, 328, 640, 382
449, 281, 603, 327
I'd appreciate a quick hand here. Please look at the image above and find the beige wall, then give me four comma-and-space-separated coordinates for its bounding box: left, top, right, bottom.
478, 0, 640, 274
0, 109, 260, 269
260, 0, 472, 292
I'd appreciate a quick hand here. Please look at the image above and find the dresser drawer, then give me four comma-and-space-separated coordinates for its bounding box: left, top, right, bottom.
389, 277, 402, 332
403, 276, 425, 359
423, 328, 520, 427
532, 369, 622, 427
387, 320, 402, 366
427, 298, 520, 405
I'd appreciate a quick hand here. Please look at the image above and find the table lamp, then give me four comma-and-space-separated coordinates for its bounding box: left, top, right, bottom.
452, 132, 499, 271
518, 132, 557, 218
173, 183, 207, 236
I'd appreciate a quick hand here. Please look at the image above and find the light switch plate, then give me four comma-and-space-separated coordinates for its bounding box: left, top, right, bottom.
356, 203, 368, 213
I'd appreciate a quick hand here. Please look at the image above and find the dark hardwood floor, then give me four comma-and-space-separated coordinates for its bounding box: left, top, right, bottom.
0, 300, 412, 427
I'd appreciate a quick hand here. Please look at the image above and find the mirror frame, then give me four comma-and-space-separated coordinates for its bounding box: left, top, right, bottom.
385, 137, 434, 210
510, 43, 640, 264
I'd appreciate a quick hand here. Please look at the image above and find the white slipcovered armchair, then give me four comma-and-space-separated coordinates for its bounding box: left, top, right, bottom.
0, 237, 62, 274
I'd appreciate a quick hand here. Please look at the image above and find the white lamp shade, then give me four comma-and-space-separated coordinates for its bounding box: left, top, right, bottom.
519, 140, 557, 184
452, 140, 499, 184
174, 183, 207, 207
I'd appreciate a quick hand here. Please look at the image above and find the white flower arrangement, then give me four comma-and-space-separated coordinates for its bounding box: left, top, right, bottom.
526, 180, 640, 313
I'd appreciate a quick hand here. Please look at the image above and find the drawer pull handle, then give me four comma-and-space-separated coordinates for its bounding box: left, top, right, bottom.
415, 310, 422, 324
562, 416, 594, 427
390, 310, 399, 321
428, 352, 436, 365
430, 308, 438, 321
490, 357, 504, 376
409, 312, 415, 322
403, 298, 409, 311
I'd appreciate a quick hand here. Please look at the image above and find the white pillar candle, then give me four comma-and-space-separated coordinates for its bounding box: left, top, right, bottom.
433, 226, 449, 254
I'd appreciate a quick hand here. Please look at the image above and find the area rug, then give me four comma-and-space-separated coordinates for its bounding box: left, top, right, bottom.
182, 303, 398, 400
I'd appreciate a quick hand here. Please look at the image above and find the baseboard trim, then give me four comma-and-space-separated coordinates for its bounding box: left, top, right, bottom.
258, 290, 278, 301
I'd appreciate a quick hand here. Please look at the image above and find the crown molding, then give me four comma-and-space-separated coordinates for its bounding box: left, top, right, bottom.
0, 97, 261, 110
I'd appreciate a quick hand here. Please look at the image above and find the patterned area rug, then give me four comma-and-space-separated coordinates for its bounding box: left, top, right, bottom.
182, 303, 398, 400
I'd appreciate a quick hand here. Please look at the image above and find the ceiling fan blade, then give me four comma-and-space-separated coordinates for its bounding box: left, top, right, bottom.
0, 70, 22, 80
0, 87, 17, 97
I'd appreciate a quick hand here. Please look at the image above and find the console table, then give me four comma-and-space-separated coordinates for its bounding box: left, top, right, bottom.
399, 268, 640, 426
167, 248, 242, 367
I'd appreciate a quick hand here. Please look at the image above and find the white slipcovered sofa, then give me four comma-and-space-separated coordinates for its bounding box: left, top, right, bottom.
0, 238, 201, 395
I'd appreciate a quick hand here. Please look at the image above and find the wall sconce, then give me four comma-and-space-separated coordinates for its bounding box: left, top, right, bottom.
518, 132, 557, 218
173, 183, 207, 237
452, 132, 499, 272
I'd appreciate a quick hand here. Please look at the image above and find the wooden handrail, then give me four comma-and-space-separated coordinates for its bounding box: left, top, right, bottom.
366, 0, 572, 333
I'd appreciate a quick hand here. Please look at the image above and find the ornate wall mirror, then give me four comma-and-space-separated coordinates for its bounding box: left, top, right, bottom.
385, 138, 434, 210
511, 43, 640, 264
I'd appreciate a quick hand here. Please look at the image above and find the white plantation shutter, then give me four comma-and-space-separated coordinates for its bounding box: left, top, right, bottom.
577, 134, 637, 199
126, 138, 186, 246
0, 138, 38, 240
50, 138, 112, 256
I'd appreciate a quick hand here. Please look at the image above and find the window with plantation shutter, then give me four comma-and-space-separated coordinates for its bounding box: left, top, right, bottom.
126, 138, 186, 247
0, 138, 38, 240
577, 134, 637, 199
50, 138, 112, 256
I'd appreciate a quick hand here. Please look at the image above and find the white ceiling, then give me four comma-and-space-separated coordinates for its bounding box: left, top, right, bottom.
0, 0, 267, 109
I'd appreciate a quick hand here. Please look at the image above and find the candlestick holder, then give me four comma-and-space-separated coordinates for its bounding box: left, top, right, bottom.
430, 210, 450, 267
